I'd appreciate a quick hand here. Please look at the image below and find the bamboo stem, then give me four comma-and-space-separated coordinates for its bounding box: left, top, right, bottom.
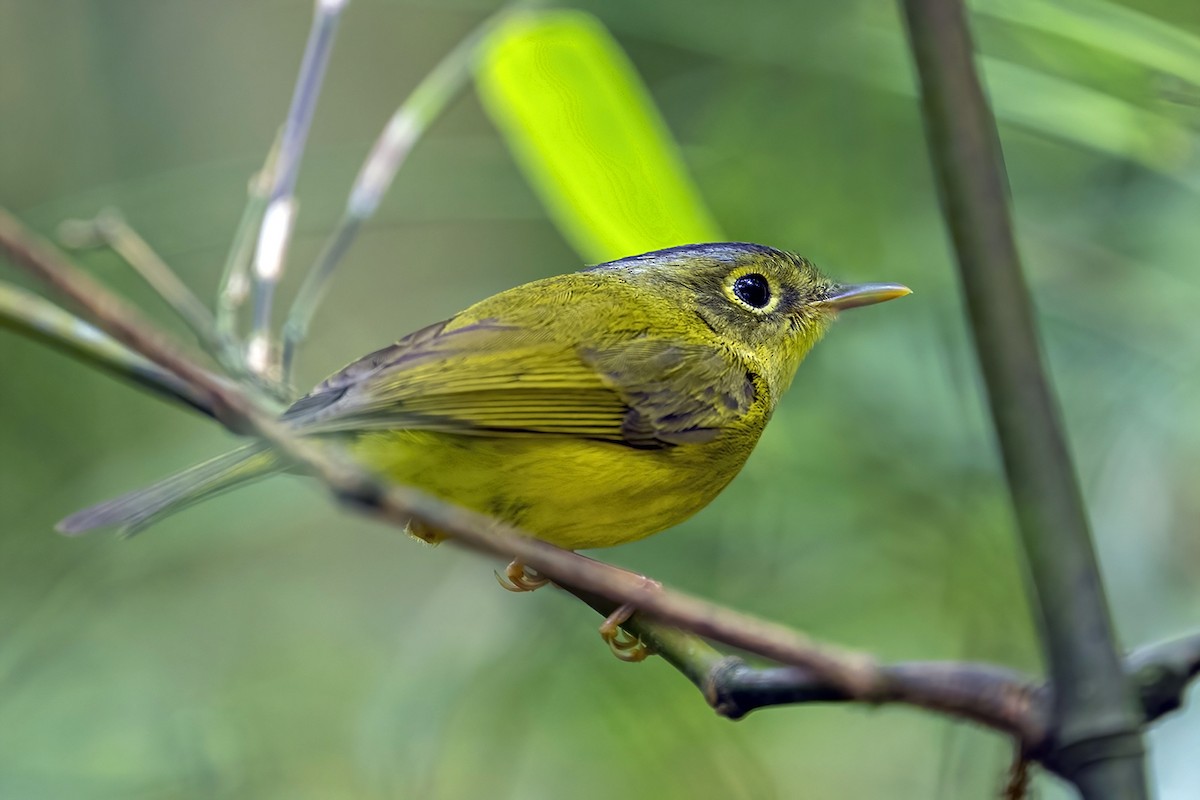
899, 0, 1147, 794
280, 9, 511, 381
248, 0, 349, 381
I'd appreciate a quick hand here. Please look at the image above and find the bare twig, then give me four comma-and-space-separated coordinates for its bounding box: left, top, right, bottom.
0, 281, 216, 418
564, 585, 1046, 738
1004, 751, 1033, 800
280, 9, 509, 380
708, 659, 1044, 734
248, 0, 348, 380
217, 136, 281, 353
900, 0, 1147, 794
578, 582, 1200, 748
58, 209, 221, 354
1129, 633, 1200, 721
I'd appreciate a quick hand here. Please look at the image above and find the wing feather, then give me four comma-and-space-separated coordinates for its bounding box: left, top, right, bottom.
283, 316, 755, 448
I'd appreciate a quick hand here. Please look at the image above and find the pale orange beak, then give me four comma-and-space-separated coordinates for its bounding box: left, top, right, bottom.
815, 282, 912, 311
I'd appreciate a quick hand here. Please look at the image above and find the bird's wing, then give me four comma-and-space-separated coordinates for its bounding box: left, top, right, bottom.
282, 318, 756, 449
579, 338, 757, 447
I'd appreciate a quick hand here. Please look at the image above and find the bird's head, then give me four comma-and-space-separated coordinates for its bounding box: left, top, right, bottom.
598, 242, 910, 392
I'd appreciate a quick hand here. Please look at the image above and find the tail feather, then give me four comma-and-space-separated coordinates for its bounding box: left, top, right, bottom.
57, 444, 282, 537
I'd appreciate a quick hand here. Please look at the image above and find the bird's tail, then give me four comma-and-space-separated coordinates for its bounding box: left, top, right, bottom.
56, 444, 283, 537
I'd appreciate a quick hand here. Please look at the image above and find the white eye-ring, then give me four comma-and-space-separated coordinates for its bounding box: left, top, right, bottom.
725, 270, 779, 314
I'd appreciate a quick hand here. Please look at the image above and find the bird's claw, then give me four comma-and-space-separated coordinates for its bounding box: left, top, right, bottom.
495, 559, 550, 593
599, 602, 652, 662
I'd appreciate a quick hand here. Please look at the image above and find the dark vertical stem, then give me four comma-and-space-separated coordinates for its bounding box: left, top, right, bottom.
897, 0, 1147, 796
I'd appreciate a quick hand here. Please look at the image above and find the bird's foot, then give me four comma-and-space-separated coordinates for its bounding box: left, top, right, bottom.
599, 574, 662, 662
405, 519, 444, 545
495, 559, 550, 593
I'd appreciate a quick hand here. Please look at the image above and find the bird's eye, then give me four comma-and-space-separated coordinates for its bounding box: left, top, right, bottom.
732, 273, 771, 309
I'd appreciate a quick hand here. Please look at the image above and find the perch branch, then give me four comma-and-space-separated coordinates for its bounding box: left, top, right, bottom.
573, 588, 1200, 745
572, 599, 1200, 742
564, 586, 1047, 740
900, 0, 1147, 794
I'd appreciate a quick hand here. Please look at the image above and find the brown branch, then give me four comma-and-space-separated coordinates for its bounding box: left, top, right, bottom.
566, 585, 1047, 740
572, 591, 1200, 744
711, 660, 1044, 731
580, 585, 1200, 748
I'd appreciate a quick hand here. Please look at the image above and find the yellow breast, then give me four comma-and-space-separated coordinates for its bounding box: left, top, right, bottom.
348, 422, 763, 550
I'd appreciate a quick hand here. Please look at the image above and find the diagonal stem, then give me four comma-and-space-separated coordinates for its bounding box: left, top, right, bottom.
0, 281, 216, 418
279, 8, 509, 382
1128, 633, 1200, 721
247, 0, 348, 381
899, 0, 1147, 795
216, 135, 281, 353
564, 585, 1047, 740
58, 209, 222, 354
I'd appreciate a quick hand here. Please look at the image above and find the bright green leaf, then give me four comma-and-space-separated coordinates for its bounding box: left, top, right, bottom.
475, 10, 722, 264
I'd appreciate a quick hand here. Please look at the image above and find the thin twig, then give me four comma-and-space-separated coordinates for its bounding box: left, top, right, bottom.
280, 9, 507, 381
1004, 750, 1032, 800
577, 583, 1200, 749
575, 588, 1200, 745
900, 0, 1147, 794
1128, 633, 1200, 721
0, 210, 276, 429
0, 281, 216, 418
216, 135, 282, 355
564, 585, 1047, 738
248, 0, 348, 381
58, 209, 221, 354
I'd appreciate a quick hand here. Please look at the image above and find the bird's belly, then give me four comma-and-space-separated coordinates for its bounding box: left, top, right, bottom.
346, 430, 749, 549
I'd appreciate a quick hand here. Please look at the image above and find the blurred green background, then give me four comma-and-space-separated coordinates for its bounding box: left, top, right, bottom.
3, 1, 1200, 797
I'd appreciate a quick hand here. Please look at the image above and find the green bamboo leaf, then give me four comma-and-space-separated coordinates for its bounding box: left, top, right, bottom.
980, 55, 1194, 172
846, 29, 1195, 182
475, 10, 722, 264
975, 0, 1200, 90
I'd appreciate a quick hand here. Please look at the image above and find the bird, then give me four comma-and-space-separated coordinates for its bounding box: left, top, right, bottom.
58, 242, 909, 657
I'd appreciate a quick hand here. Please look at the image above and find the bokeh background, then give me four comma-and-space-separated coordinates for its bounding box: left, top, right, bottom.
3, 1, 1200, 797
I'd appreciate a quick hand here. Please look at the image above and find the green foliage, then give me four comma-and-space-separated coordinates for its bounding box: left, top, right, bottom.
977, 0, 1200, 88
